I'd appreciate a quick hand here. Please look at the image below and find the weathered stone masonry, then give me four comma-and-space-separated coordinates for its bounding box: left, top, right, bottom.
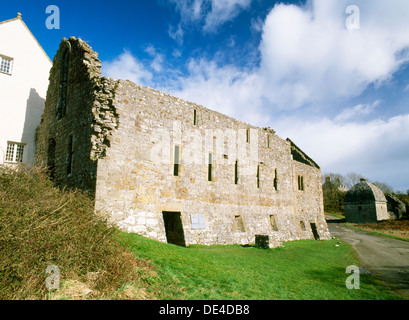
36, 37, 331, 247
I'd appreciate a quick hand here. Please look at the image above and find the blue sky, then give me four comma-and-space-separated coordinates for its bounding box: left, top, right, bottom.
2, 0, 409, 191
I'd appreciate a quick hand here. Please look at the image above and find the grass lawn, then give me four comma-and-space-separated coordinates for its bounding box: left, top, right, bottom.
119, 233, 403, 300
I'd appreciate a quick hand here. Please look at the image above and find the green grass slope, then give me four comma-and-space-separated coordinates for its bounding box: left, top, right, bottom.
0, 165, 403, 300
120, 233, 403, 300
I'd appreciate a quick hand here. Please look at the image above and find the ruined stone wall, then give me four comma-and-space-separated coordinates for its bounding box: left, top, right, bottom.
36, 37, 330, 247
291, 160, 330, 240
345, 201, 389, 223
344, 203, 377, 223
35, 38, 118, 194
94, 79, 330, 246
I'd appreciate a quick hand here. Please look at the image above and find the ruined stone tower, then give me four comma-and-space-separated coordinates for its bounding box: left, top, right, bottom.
35, 37, 331, 247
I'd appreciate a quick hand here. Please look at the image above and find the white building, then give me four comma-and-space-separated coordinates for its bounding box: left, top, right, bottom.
0, 13, 52, 165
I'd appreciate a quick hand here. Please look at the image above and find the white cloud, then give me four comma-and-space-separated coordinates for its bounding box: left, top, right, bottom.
103, 0, 409, 189
273, 114, 409, 190
168, 0, 252, 35
335, 100, 382, 122
168, 23, 184, 45
162, 0, 409, 121
165, 58, 266, 125
145, 46, 165, 73
169, 0, 205, 24
203, 0, 252, 32
101, 50, 152, 85
258, 0, 409, 110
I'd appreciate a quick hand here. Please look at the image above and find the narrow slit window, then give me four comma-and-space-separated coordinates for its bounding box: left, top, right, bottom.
298, 175, 304, 191
193, 109, 197, 126
257, 165, 260, 188
234, 160, 239, 185
208, 152, 213, 181
274, 169, 278, 191
246, 128, 250, 143
174, 145, 180, 176
57, 43, 71, 120
66, 135, 74, 175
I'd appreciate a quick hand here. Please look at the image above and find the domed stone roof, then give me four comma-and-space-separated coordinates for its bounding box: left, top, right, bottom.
344, 178, 387, 204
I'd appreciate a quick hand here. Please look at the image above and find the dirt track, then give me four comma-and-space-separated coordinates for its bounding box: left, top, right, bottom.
326, 216, 409, 299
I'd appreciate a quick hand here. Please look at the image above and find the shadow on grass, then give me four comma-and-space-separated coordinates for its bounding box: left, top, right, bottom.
303, 266, 405, 300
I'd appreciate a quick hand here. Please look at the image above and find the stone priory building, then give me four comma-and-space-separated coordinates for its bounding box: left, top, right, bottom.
35, 38, 331, 247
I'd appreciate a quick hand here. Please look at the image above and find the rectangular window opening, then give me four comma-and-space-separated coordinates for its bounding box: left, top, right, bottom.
57, 49, 70, 119
270, 215, 279, 231
208, 152, 213, 181
193, 109, 197, 126
67, 135, 74, 175
298, 175, 304, 191
234, 160, 239, 185
234, 215, 245, 232
274, 169, 278, 191
257, 165, 260, 188
174, 145, 180, 176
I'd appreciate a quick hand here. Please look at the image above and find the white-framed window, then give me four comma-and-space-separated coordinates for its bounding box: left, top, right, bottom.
5, 142, 25, 163
0, 55, 13, 75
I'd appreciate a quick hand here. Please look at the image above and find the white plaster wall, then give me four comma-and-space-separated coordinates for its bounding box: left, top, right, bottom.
0, 16, 51, 165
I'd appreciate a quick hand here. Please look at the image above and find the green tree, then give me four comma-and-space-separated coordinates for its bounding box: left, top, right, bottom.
322, 173, 347, 214
372, 181, 394, 195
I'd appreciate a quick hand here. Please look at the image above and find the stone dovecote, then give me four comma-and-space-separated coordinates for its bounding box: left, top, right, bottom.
344, 178, 390, 223
35, 37, 331, 247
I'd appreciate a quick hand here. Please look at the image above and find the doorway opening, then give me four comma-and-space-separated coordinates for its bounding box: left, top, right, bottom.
310, 223, 320, 240
162, 211, 186, 247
